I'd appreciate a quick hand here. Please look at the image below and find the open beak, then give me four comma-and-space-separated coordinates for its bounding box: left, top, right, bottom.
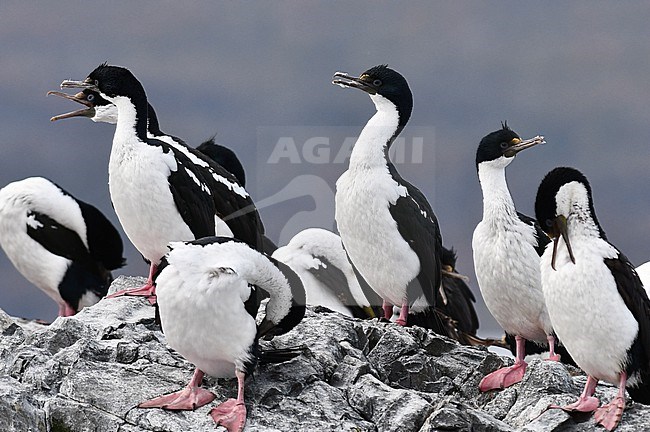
332, 71, 377, 94
504, 135, 545, 158
550, 215, 576, 270
47, 90, 96, 121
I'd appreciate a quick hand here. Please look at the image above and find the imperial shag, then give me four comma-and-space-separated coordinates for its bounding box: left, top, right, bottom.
536, 167, 650, 430
0, 177, 124, 316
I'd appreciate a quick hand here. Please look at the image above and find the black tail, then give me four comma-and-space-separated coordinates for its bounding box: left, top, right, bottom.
407, 306, 453, 337
258, 346, 305, 365
628, 380, 650, 405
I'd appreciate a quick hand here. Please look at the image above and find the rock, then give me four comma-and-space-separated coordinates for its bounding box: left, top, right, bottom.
0, 275, 649, 431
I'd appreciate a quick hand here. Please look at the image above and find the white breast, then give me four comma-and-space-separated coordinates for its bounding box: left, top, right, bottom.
472, 219, 551, 342
108, 136, 194, 264
335, 166, 420, 307
541, 237, 638, 384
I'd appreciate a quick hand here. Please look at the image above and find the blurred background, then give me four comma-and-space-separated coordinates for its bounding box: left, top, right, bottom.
1, 2, 649, 340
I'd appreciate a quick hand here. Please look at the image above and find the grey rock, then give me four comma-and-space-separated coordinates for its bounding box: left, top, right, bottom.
0, 275, 649, 431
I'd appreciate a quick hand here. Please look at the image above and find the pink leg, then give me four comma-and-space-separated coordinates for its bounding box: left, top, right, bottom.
594, 372, 626, 431
107, 263, 157, 305
210, 369, 247, 432
479, 335, 528, 391
58, 302, 77, 317
138, 368, 216, 410
550, 375, 600, 412
382, 300, 394, 321
395, 303, 409, 326
546, 335, 561, 362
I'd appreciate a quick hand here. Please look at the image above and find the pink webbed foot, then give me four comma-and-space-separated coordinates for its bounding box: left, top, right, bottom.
106, 283, 157, 305
550, 396, 600, 413
549, 374, 600, 413
479, 361, 527, 391
107, 263, 158, 305
139, 369, 215, 410
594, 395, 625, 431
546, 354, 561, 362
138, 385, 216, 410
210, 398, 247, 432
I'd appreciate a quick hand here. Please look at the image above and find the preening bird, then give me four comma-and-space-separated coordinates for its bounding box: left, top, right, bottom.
138, 237, 305, 432
57, 64, 264, 301
332, 65, 445, 333
471, 123, 566, 391
0, 177, 125, 316
271, 227, 381, 319
536, 166, 650, 431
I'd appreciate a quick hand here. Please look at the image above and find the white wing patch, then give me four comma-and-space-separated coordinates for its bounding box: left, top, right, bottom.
184, 167, 211, 195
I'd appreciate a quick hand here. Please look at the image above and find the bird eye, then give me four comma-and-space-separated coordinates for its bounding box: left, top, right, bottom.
94, 80, 99, 86
499, 142, 509, 149
87, 94, 95, 102
545, 219, 553, 227
373, 79, 382, 87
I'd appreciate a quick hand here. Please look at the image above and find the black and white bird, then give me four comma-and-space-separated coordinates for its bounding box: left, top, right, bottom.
138, 237, 305, 432
47, 89, 277, 254
472, 124, 562, 392
332, 65, 444, 332
49, 86, 274, 257
49, 89, 246, 186
0, 177, 125, 316
58, 64, 264, 300
271, 227, 381, 319
536, 167, 650, 430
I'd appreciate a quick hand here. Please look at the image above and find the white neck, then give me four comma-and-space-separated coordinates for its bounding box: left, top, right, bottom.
215, 242, 293, 324
349, 94, 399, 169
477, 160, 518, 221
110, 96, 139, 143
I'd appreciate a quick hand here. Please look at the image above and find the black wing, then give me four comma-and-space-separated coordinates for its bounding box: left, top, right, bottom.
387, 166, 442, 309
604, 252, 650, 382
517, 212, 550, 256
440, 274, 479, 335
74, 200, 125, 270
26, 211, 102, 274
26, 211, 110, 305
306, 254, 372, 319
151, 138, 264, 250
196, 139, 247, 188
